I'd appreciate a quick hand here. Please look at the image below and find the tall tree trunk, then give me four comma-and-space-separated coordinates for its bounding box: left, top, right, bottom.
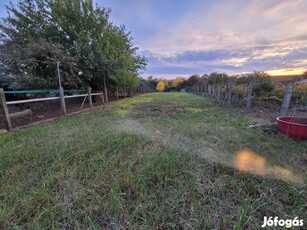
280, 82, 294, 116
116, 85, 119, 100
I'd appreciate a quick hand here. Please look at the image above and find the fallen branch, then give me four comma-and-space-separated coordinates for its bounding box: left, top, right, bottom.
248, 124, 278, 134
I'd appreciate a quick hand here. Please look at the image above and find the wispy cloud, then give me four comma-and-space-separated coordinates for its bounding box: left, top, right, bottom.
144, 0, 307, 53
134, 0, 307, 77
142, 40, 307, 77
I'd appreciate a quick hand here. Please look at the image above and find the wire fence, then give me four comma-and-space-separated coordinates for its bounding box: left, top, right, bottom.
0, 87, 105, 131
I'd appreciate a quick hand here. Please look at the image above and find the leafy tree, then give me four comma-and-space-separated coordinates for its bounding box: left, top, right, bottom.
156, 80, 166, 92
0, 37, 77, 88
207, 72, 228, 85
0, 0, 146, 90
187, 74, 200, 85
146, 76, 158, 89
172, 77, 185, 87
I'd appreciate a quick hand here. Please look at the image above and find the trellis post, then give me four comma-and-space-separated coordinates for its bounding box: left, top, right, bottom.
87, 87, 93, 108
0, 88, 12, 131
59, 87, 66, 115
246, 81, 253, 109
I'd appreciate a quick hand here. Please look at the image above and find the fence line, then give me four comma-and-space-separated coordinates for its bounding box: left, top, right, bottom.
0, 87, 104, 131
187, 81, 300, 117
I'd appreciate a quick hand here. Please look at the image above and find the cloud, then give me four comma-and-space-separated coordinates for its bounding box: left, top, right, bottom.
143, 0, 307, 53
138, 0, 307, 77
142, 39, 307, 77
96, 0, 307, 77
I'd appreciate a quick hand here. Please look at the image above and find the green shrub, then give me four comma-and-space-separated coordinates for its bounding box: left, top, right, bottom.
253, 79, 274, 98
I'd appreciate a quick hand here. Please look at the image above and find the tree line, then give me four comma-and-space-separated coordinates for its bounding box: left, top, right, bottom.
0, 0, 147, 100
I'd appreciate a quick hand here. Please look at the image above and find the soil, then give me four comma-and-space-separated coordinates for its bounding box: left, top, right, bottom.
132, 102, 187, 119
244, 101, 307, 123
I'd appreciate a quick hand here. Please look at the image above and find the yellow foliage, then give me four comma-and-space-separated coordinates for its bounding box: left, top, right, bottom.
156, 81, 166, 92
274, 84, 307, 98
234, 84, 245, 97
275, 85, 285, 98
294, 84, 307, 94
172, 77, 185, 87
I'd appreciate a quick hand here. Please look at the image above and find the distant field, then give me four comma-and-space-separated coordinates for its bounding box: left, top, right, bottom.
0, 93, 306, 229
268, 74, 301, 82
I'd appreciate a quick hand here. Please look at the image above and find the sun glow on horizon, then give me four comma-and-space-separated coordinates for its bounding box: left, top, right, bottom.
266, 68, 306, 76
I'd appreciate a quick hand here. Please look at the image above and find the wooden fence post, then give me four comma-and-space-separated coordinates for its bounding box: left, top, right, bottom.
87, 87, 93, 108
208, 85, 211, 96
280, 81, 294, 116
101, 91, 105, 109
216, 84, 221, 102
232, 94, 236, 103
246, 81, 253, 109
59, 87, 66, 115
228, 83, 232, 107
244, 84, 248, 103
0, 88, 13, 131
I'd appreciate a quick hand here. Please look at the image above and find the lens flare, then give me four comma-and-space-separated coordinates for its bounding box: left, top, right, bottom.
234, 149, 304, 184
234, 149, 266, 175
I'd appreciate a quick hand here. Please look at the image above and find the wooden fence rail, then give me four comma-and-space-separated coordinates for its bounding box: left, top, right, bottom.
0, 87, 103, 132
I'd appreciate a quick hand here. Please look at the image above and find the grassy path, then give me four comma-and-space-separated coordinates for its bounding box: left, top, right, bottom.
0, 93, 306, 229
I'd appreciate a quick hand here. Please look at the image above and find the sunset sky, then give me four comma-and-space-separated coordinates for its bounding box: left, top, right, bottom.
1, 0, 307, 78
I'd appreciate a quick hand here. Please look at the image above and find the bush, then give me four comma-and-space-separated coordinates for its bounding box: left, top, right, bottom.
253, 79, 274, 98
274, 85, 285, 99
292, 84, 307, 105
234, 84, 245, 97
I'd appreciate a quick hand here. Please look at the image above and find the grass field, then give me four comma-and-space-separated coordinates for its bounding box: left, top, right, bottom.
0, 92, 306, 229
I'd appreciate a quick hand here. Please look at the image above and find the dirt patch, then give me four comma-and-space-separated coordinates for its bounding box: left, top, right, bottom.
132, 102, 187, 118
226, 100, 307, 123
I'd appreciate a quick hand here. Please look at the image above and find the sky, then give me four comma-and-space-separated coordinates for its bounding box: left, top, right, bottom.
1, 0, 307, 79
